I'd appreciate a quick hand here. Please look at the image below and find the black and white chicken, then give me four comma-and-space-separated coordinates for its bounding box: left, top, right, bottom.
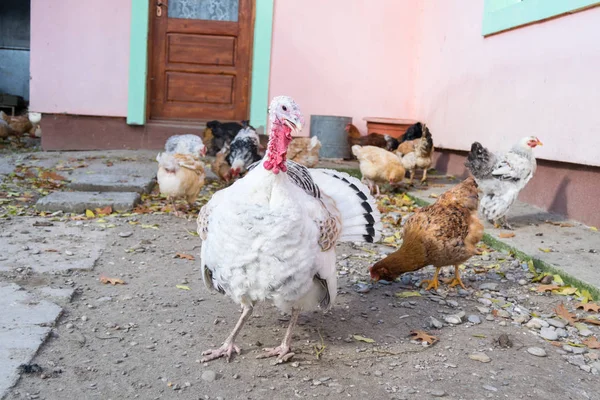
164, 134, 206, 158
465, 136, 543, 229
197, 95, 382, 363
226, 125, 262, 178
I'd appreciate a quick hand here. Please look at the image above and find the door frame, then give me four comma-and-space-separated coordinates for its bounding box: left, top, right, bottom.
127, 0, 274, 133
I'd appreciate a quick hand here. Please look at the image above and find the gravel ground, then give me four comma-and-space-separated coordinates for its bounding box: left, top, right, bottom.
2, 181, 600, 400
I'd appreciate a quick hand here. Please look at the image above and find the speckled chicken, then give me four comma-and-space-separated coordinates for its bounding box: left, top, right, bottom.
156, 152, 205, 216
370, 177, 483, 291
398, 125, 434, 184
226, 125, 262, 178
465, 136, 542, 229
165, 134, 207, 158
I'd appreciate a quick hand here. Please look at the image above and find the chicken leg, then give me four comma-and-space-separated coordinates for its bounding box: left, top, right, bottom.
442, 265, 467, 289
201, 304, 253, 363
421, 168, 428, 184
421, 267, 441, 291
494, 216, 513, 230
257, 307, 299, 363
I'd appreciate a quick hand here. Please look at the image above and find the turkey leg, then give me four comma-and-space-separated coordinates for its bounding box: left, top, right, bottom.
201, 304, 253, 363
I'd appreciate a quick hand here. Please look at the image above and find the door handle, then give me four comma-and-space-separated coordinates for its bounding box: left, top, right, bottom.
156, 0, 164, 17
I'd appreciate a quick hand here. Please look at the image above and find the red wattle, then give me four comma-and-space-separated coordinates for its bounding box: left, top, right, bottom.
263, 122, 293, 174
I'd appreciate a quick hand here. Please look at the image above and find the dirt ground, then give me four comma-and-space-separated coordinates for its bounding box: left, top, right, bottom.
2, 179, 600, 400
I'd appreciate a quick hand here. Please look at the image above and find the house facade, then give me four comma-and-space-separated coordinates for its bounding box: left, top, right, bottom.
21, 0, 600, 226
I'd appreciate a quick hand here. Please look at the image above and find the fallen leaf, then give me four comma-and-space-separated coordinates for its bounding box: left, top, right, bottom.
575, 303, 600, 312
141, 224, 159, 230
176, 285, 191, 290
553, 274, 564, 285
44, 248, 59, 252
352, 335, 375, 343
539, 248, 552, 253
100, 276, 126, 285
580, 318, 600, 326
85, 209, 95, 218
383, 236, 396, 244
409, 330, 438, 345
536, 284, 561, 293
590, 226, 598, 232
554, 303, 576, 326
498, 232, 515, 238
554, 286, 578, 296
175, 253, 195, 261
579, 290, 594, 304
95, 206, 112, 216
472, 334, 487, 338
583, 336, 600, 349
186, 230, 199, 237
395, 291, 421, 298
428, 193, 439, 198
40, 171, 67, 181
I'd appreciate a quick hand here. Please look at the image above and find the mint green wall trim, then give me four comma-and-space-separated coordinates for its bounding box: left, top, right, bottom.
249, 0, 275, 133
127, 0, 150, 125
483, 0, 600, 36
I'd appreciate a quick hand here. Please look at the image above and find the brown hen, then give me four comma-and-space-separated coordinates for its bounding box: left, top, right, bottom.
346, 123, 387, 149
370, 177, 483, 290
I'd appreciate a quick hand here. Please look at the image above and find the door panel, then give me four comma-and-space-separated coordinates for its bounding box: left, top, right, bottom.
149, 0, 254, 121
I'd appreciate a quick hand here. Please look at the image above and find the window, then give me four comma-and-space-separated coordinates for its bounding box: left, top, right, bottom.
482, 0, 600, 36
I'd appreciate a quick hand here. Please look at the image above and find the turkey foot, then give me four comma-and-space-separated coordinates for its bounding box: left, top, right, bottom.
201, 304, 252, 363
257, 308, 300, 363
201, 342, 240, 363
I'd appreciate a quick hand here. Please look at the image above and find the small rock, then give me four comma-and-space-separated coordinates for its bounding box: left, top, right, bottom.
518, 279, 528, 286
477, 306, 491, 314
555, 328, 568, 338
374, 370, 383, 377
527, 347, 547, 357
202, 370, 217, 382
567, 355, 586, 367
486, 315, 495, 321
547, 319, 565, 329
119, 231, 133, 238
576, 324, 594, 337
526, 318, 549, 330
447, 300, 459, 308
429, 317, 443, 329
479, 283, 499, 291
469, 352, 491, 363
353, 283, 372, 294
81, 316, 88, 322
468, 315, 481, 324
65, 323, 74, 330
444, 315, 462, 325
483, 385, 498, 392
580, 365, 592, 373
496, 310, 511, 319
478, 298, 493, 306
65, 250, 74, 256
430, 390, 446, 397
540, 327, 558, 341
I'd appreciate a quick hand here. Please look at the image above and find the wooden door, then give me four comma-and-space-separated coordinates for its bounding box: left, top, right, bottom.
148, 0, 254, 121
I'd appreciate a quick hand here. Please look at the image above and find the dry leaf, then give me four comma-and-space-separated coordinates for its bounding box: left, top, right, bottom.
176, 285, 191, 290
580, 318, 600, 326
539, 248, 552, 253
40, 171, 67, 181
554, 286, 578, 296
352, 335, 376, 343
498, 232, 515, 238
536, 284, 561, 293
395, 291, 421, 298
409, 330, 438, 345
554, 303, 576, 326
85, 209, 95, 218
583, 336, 600, 349
100, 276, 126, 285
44, 248, 59, 252
175, 253, 195, 261
575, 302, 600, 313
95, 206, 112, 216
590, 226, 598, 232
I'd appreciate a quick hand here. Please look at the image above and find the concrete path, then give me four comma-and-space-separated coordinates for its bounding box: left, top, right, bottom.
0, 283, 63, 397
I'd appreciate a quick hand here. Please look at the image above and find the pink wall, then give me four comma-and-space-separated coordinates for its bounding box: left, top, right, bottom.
268, 0, 419, 136
411, 1, 600, 167
30, 0, 131, 117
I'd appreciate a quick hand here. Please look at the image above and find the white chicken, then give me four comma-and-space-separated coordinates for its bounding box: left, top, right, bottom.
465, 136, 543, 229
165, 134, 207, 158
197, 96, 382, 363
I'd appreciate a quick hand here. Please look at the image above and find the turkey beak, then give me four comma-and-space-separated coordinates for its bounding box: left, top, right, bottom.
284, 118, 302, 134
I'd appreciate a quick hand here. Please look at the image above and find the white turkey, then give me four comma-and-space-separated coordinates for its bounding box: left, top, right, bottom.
197, 95, 382, 363
465, 136, 542, 229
